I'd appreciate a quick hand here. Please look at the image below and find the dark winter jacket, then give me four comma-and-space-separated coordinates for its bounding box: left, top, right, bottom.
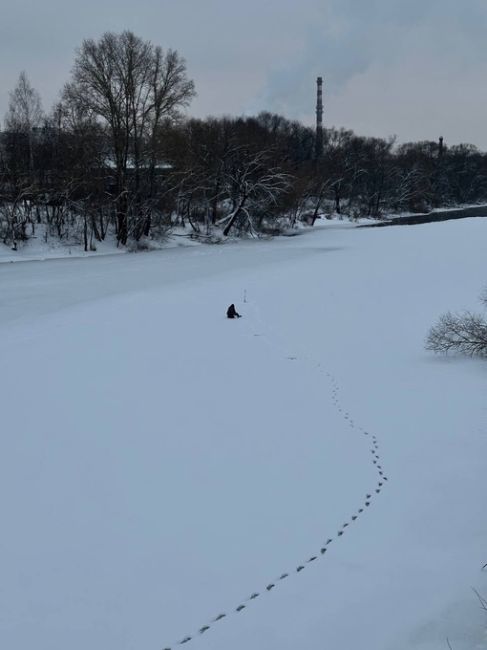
227, 304, 241, 319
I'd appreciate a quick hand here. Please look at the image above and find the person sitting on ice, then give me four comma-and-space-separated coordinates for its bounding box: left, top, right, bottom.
226, 303, 241, 319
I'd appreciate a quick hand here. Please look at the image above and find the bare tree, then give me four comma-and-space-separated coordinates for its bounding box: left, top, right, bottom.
426, 291, 487, 357
63, 31, 195, 244
4, 71, 43, 174
5, 71, 43, 130
0, 184, 38, 247
217, 149, 292, 237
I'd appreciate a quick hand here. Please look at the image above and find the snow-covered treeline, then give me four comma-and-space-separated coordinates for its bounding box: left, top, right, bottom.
2, 31, 487, 251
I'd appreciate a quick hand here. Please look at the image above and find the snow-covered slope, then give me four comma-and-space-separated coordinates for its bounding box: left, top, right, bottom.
0, 220, 485, 650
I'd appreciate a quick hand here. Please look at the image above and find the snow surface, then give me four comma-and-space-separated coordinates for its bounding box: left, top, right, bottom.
0, 229, 125, 264
0, 219, 486, 650
0, 225, 203, 265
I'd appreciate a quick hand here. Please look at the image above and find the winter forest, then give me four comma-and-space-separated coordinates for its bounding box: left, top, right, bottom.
2, 30, 487, 251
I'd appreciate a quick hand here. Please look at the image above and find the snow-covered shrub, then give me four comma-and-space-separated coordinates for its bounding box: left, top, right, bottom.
126, 236, 166, 252
426, 290, 487, 357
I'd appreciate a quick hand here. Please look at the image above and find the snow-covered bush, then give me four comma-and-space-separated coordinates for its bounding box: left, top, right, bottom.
426, 290, 487, 357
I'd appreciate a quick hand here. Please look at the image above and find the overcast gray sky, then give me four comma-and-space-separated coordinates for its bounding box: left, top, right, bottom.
1, 0, 486, 148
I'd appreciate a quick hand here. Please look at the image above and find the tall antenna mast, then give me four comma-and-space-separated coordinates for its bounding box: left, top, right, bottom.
315, 76, 324, 159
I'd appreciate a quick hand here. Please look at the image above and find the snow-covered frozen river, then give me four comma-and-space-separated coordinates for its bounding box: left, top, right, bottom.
1, 220, 486, 650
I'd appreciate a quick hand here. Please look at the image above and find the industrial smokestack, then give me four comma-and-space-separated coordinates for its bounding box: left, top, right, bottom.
315, 76, 324, 159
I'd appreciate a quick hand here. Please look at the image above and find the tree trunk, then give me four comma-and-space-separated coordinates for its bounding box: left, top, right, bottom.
223, 195, 247, 237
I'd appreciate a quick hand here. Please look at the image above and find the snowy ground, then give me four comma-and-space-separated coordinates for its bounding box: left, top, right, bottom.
0, 229, 123, 263
0, 219, 486, 650
0, 225, 201, 264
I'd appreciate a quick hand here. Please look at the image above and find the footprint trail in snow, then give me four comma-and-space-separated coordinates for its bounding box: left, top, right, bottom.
161, 299, 388, 649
